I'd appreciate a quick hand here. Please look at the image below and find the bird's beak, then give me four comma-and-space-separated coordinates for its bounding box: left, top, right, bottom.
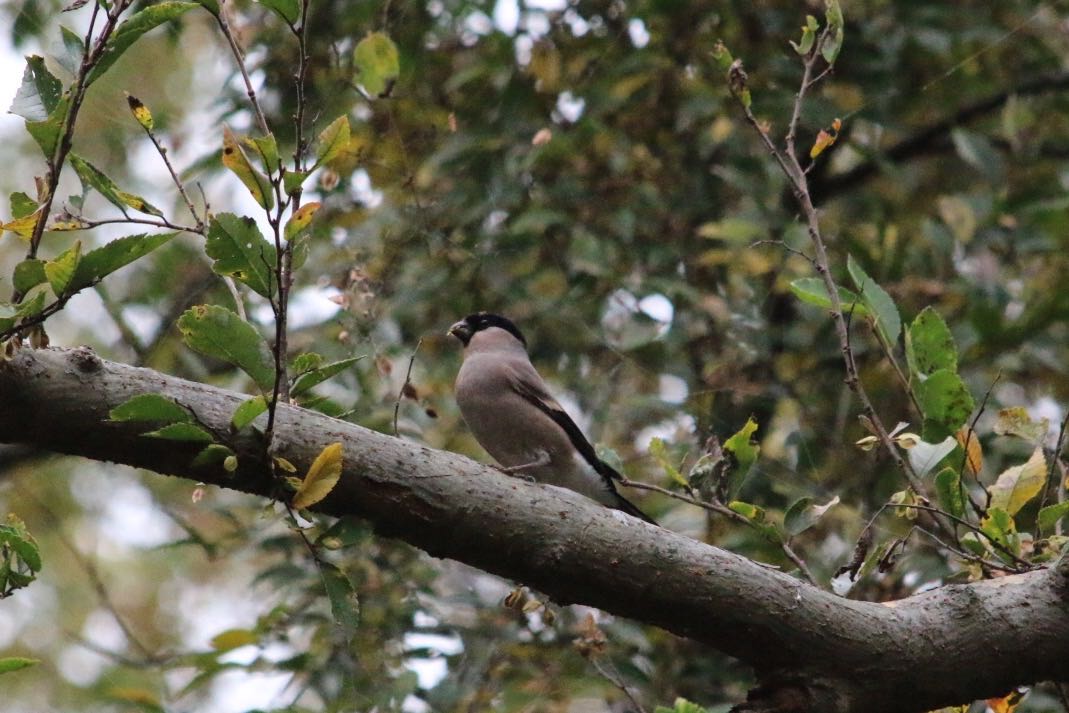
448, 320, 472, 344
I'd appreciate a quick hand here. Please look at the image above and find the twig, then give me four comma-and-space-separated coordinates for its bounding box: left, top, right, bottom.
1039, 409, 1069, 537
393, 337, 424, 437
215, 0, 271, 136
893, 502, 1033, 570
589, 658, 648, 713
958, 372, 1001, 520
74, 216, 202, 234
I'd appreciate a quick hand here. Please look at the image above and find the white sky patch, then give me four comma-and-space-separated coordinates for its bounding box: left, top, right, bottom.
555, 91, 586, 123
465, 10, 494, 35
209, 670, 294, 713
658, 374, 688, 404
99, 479, 177, 548
638, 292, 674, 324
56, 644, 111, 687
350, 167, 384, 207
628, 18, 650, 48
493, 0, 519, 34
634, 413, 696, 452
526, 0, 566, 10
1029, 395, 1064, 449
564, 9, 590, 36
253, 286, 342, 329
523, 11, 551, 38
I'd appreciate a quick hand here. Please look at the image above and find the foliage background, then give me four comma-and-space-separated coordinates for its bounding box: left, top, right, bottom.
0, 0, 1067, 711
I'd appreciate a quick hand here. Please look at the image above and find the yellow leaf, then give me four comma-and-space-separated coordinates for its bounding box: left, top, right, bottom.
125, 93, 154, 131
809, 128, 836, 158
2, 208, 44, 240
293, 442, 343, 510
284, 201, 321, 241
988, 448, 1046, 516
987, 689, 1026, 713
222, 126, 274, 210
955, 428, 982, 475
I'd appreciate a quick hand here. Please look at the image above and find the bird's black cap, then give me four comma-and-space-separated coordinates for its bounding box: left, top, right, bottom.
449, 312, 527, 347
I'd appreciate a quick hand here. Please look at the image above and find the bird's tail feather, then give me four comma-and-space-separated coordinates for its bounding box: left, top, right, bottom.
611, 492, 657, 525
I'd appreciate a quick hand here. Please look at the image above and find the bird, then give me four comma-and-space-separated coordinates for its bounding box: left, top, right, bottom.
448, 311, 655, 524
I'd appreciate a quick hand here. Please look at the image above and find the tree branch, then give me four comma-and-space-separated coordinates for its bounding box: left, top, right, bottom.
1, 347, 1068, 713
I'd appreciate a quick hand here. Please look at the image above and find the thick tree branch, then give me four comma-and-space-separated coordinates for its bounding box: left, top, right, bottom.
1, 347, 1068, 713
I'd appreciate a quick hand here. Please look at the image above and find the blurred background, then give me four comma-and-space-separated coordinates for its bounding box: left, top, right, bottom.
1, 0, 1068, 710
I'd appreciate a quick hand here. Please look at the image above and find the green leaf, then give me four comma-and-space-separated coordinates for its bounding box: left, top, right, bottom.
654, 699, 709, 713
283, 201, 320, 241
291, 352, 323, 374
980, 507, 1019, 557
648, 437, 687, 488
109, 394, 192, 423
177, 305, 276, 393
291, 356, 361, 396
0, 657, 39, 675
727, 500, 781, 543
88, 2, 199, 84
43, 240, 81, 295
847, 255, 901, 347
788, 277, 869, 316
210, 628, 259, 652
10, 192, 37, 220
257, 0, 299, 23
821, 0, 844, 63
69, 232, 176, 291
192, 443, 235, 468
232, 395, 268, 429
293, 442, 343, 510
205, 213, 278, 299
69, 154, 164, 217
25, 94, 69, 159
143, 422, 214, 442
283, 169, 310, 195
247, 133, 280, 174
318, 561, 360, 640
906, 306, 957, 377
933, 467, 965, 519
8, 56, 61, 121
222, 127, 274, 210
12, 260, 46, 294
784, 495, 840, 537
58, 26, 85, 76
353, 32, 400, 98
987, 447, 1046, 516
723, 417, 760, 496
917, 369, 975, 442
951, 128, 1003, 184
313, 116, 350, 168
1038, 502, 1069, 532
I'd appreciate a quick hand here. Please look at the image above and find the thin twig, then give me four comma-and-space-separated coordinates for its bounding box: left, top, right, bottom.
215, 0, 271, 136
589, 658, 648, 713
1039, 409, 1069, 537
393, 337, 424, 437
958, 372, 1001, 519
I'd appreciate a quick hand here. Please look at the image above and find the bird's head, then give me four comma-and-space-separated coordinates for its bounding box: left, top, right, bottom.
448, 312, 527, 349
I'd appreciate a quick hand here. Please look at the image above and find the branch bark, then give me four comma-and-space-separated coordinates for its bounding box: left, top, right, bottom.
2, 347, 1068, 713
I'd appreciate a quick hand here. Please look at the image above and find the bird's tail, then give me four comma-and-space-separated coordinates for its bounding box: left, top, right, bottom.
610, 491, 657, 525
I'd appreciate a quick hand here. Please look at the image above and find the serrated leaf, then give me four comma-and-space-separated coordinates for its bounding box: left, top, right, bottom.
25, 94, 69, 159
353, 32, 400, 98
109, 393, 192, 423
934, 467, 965, 519
291, 356, 361, 396
0, 657, 39, 674
192, 443, 235, 468
9, 56, 61, 121
257, 0, 299, 23
847, 255, 901, 347
88, 2, 199, 84
205, 213, 277, 299
988, 447, 1046, 516
906, 306, 957, 376
318, 561, 360, 640
143, 422, 214, 442
210, 628, 258, 652
649, 437, 686, 488
232, 395, 267, 429
293, 442, 343, 510
69, 232, 175, 291
917, 369, 975, 442
222, 127, 274, 210
784, 495, 839, 537
44, 240, 81, 295
723, 417, 760, 496
177, 305, 276, 393
12, 260, 46, 293
314, 116, 350, 168
993, 407, 1049, 444
70, 155, 162, 217
788, 277, 869, 316
284, 201, 320, 241
1038, 502, 1069, 532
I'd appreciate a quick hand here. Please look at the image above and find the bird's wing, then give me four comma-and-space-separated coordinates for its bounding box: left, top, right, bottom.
506, 361, 620, 481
